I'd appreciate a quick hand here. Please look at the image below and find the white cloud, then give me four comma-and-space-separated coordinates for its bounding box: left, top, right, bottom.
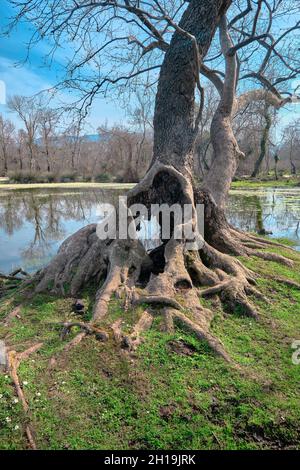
0, 56, 54, 125
0, 56, 52, 98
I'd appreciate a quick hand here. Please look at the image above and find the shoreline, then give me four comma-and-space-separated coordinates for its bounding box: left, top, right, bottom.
0, 181, 135, 191
0, 178, 299, 191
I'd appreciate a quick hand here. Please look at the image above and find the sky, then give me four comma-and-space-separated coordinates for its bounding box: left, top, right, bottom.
0, 0, 299, 139
0, 0, 126, 131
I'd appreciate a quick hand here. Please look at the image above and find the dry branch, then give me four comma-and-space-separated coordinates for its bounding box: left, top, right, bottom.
7, 343, 43, 450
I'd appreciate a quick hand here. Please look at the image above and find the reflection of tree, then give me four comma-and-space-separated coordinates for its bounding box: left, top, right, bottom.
0, 189, 123, 266
0, 194, 23, 235
227, 190, 300, 242
227, 194, 265, 233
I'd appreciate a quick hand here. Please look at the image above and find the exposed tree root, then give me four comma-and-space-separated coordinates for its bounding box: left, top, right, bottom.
60, 321, 109, 342
49, 322, 109, 363
29, 164, 297, 365
134, 295, 183, 311
111, 311, 154, 352
7, 343, 43, 450
171, 309, 233, 363
59, 331, 87, 355
270, 276, 300, 290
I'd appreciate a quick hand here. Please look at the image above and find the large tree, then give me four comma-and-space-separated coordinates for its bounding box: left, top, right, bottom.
8, 0, 299, 360
200, 0, 300, 205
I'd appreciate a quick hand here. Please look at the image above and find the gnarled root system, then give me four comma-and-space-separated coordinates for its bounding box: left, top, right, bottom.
31, 163, 295, 364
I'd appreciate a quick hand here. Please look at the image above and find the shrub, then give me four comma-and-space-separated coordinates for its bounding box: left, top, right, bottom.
76, 174, 93, 182
58, 171, 77, 183
8, 171, 58, 184
35, 172, 56, 183
94, 173, 113, 183
8, 171, 36, 184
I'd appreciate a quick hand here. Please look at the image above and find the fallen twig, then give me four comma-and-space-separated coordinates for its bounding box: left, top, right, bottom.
7, 343, 43, 450
4, 306, 21, 326
9, 268, 30, 278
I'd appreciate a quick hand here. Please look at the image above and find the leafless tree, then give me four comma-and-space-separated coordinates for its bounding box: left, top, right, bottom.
0, 115, 15, 175
251, 103, 272, 177
7, 95, 42, 172
38, 107, 60, 173
7, 1, 300, 359
15, 130, 27, 172
282, 119, 300, 175
200, 1, 300, 206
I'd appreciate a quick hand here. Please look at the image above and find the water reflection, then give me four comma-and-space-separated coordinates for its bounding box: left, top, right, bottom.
227, 188, 300, 249
0, 187, 299, 274
0, 188, 123, 274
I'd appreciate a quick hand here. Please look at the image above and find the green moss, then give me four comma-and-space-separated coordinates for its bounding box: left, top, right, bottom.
0, 241, 300, 449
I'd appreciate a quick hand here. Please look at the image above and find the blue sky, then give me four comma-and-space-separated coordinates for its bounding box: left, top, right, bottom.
0, 0, 125, 130
0, 0, 299, 138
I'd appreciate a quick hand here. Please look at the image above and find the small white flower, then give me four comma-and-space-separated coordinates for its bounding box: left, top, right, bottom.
62, 381, 66, 385
36, 392, 41, 397
13, 398, 19, 404
4, 375, 9, 380
23, 381, 28, 386
5, 417, 11, 423
14, 425, 20, 431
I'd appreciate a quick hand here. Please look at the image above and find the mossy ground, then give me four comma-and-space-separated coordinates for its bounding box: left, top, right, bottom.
0, 241, 300, 450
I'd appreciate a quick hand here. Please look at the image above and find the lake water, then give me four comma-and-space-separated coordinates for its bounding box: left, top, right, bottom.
0, 186, 299, 274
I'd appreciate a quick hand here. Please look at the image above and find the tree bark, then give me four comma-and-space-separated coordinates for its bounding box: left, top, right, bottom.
200, 15, 242, 209
203, 110, 241, 208
153, 0, 231, 175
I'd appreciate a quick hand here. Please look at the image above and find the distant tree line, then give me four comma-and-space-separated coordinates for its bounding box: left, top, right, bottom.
0, 94, 153, 183
0, 91, 299, 182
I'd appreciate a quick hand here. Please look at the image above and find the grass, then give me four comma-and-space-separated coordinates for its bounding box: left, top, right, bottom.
0, 241, 300, 450
231, 178, 300, 189
1, 178, 299, 192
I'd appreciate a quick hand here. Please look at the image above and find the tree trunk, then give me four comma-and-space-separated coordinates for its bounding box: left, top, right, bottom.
200, 15, 242, 209
274, 154, 279, 180
45, 146, 51, 173
28, 140, 34, 173
289, 143, 297, 175
123, 141, 138, 182
251, 109, 271, 178
153, 0, 230, 174
18, 146, 23, 171
1, 146, 8, 175
202, 109, 242, 208
31, 0, 294, 362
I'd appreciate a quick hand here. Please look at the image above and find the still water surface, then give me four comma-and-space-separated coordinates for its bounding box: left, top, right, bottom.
0, 186, 299, 274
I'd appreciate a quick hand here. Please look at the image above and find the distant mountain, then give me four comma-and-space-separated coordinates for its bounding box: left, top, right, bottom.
84, 134, 101, 142
36, 133, 104, 145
